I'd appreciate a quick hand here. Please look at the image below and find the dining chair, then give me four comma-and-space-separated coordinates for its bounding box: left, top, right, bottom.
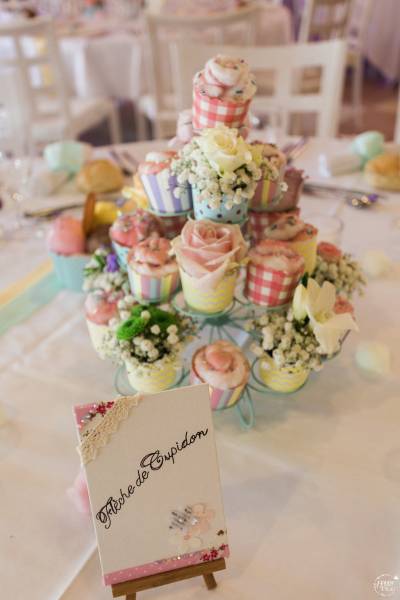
171, 39, 347, 137
298, 0, 372, 125
0, 16, 121, 146
138, 3, 261, 140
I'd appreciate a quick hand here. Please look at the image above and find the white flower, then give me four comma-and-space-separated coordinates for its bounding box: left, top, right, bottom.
119, 310, 130, 321
196, 125, 252, 175
167, 334, 179, 345
141, 310, 150, 320
262, 326, 274, 350
303, 279, 359, 355
150, 324, 161, 335
167, 324, 178, 334
292, 283, 308, 321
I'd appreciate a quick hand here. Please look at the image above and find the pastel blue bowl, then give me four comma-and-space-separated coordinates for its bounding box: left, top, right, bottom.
192, 188, 248, 224
112, 240, 130, 271
49, 252, 89, 292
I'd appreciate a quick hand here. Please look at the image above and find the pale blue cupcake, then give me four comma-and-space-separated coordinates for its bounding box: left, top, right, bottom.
192, 187, 248, 224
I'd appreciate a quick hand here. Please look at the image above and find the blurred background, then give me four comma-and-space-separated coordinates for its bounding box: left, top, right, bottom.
0, 0, 398, 149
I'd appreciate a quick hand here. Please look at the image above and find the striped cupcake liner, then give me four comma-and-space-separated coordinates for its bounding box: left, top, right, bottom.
259, 356, 309, 393
140, 170, 192, 214
112, 240, 130, 271
179, 268, 237, 314
190, 370, 245, 411
288, 236, 317, 275
125, 359, 178, 393
128, 268, 180, 303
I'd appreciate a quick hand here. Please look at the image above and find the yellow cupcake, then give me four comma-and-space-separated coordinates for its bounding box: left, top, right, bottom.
364, 153, 400, 191
260, 355, 309, 393
180, 269, 237, 314
125, 359, 178, 393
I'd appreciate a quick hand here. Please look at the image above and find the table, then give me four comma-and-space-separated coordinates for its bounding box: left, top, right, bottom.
1, 138, 400, 600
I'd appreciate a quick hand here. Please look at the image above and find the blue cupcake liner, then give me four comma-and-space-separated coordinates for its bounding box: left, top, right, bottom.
192, 188, 248, 224
49, 252, 89, 292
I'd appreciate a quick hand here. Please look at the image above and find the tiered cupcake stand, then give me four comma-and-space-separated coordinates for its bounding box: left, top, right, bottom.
114, 274, 292, 430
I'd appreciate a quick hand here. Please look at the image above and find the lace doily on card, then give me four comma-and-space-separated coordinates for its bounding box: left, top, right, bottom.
78, 395, 141, 465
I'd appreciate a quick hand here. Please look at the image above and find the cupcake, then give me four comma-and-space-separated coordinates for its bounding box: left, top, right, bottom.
85, 290, 120, 359
160, 213, 190, 240
246, 240, 304, 307
172, 220, 247, 314
110, 209, 164, 270
190, 340, 250, 410
263, 214, 318, 274
249, 143, 287, 211
248, 208, 300, 245
139, 151, 192, 214
127, 235, 180, 303
47, 215, 88, 292
277, 168, 305, 212
192, 55, 256, 130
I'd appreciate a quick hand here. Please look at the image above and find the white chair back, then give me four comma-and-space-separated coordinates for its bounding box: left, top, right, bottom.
395, 86, 400, 144
0, 17, 71, 126
171, 39, 347, 137
299, 0, 353, 42
346, 0, 373, 50
144, 4, 261, 133
0, 66, 30, 155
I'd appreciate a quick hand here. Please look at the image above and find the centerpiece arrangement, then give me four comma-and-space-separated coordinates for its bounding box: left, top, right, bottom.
45, 53, 366, 423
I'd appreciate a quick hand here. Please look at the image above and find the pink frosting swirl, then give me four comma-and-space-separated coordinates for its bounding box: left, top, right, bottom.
192, 340, 250, 389
138, 150, 177, 175
248, 240, 304, 274
263, 214, 305, 241
334, 296, 355, 315
85, 291, 120, 325
318, 242, 342, 263
110, 209, 164, 248
172, 219, 247, 289
194, 55, 256, 102
47, 215, 85, 256
128, 235, 178, 276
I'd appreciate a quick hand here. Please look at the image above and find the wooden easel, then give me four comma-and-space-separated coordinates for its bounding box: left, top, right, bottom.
111, 558, 226, 600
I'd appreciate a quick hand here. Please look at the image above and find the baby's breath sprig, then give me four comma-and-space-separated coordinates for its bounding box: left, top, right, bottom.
313, 253, 366, 299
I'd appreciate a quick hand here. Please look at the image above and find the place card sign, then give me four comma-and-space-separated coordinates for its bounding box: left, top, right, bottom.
74, 384, 229, 586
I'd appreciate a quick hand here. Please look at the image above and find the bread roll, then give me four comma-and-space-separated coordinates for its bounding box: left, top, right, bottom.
76, 159, 124, 193
364, 153, 400, 191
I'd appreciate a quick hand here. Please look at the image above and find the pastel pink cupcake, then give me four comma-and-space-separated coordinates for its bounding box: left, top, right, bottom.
47, 215, 88, 292
249, 208, 300, 245
110, 209, 164, 270
138, 151, 192, 214
192, 56, 256, 130
190, 340, 250, 410
245, 240, 304, 307
85, 290, 120, 358
263, 214, 318, 274
127, 235, 180, 303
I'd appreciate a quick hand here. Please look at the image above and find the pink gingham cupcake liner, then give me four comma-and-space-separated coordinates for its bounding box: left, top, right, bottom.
245, 262, 304, 307
192, 87, 251, 130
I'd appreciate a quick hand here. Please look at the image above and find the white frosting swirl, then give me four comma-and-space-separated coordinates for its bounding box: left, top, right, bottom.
194, 55, 257, 102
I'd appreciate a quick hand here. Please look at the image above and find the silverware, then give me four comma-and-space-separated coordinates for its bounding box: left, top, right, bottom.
285, 137, 309, 164
345, 193, 379, 209
109, 149, 136, 176
24, 201, 84, 219
304, 182, 387, 200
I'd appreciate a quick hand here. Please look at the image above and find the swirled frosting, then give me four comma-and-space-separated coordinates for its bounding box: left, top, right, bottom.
193, 55, 256, 102
110, 209, 164, 248
248, 240, 304, 274
263, 214, 305, 241
138, 151, 177, 175
47, 215, 85, 256
192, 340, 250, 389
85, 291, 120, 325
128, 235, 178, 276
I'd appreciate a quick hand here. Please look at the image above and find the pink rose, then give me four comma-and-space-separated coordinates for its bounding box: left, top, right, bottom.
172, 219, 247, 289
192, 340, 249, 389
318, 242, 342, 263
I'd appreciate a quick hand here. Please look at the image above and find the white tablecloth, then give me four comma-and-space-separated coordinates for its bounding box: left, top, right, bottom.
1, 138, 400, 600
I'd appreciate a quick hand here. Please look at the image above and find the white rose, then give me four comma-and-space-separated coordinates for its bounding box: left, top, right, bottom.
196, 125, 252, 175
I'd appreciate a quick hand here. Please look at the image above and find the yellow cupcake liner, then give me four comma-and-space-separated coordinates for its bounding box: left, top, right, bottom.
288, 236, 317, 274
179, 269, 237, 314
125, 359, 178, 393
260, 356, 309, 393
86, 319, 110, 360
